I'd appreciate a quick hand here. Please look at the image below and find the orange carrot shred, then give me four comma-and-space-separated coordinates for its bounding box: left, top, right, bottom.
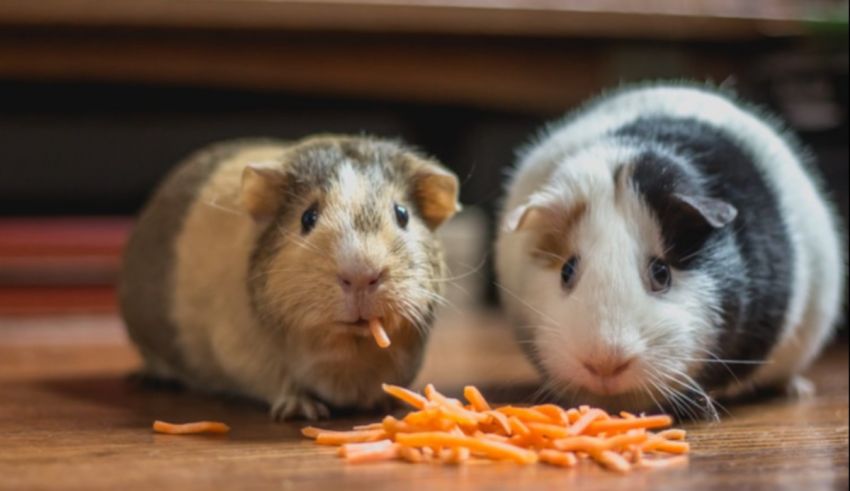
584, 415, 672, 435
567, 408, 608, 436
638, 455, 689, 469
508, 416, 531, 437
533, 404, 568, 425
369, 318, 391, 348
497, 406, 553, 424
382, 383, 428, 409
396, 432, 538, 464
315, 429, 387, 445
463, 385, 491, 411
343, 440, 399, 464
657, 429, 687, 440
539, 449, 578, 468
152, 420, 230, 435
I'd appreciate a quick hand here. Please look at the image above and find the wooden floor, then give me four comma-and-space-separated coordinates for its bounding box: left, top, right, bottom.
0, 312, 847, 491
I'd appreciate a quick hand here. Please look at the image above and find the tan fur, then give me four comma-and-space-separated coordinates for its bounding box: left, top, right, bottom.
122, 135, 458, 420
525, 203, 588, 269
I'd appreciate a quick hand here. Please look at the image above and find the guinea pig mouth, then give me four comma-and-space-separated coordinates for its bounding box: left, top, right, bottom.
341, 319, 371, 329
336, 318, 382, 337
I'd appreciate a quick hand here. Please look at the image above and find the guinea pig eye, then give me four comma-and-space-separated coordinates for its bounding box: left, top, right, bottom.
394, 203, 409, 229
301, 204, 319, 234
648, 257, 672, 293
561, 256, 580, 290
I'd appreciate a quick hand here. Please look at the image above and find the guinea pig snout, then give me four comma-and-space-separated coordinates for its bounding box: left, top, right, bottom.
581, 357, 634, 378
337, 264, 387, 294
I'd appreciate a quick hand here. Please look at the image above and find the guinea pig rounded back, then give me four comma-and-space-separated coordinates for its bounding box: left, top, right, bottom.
120, 135, 460, 420
495, 83, 845, 420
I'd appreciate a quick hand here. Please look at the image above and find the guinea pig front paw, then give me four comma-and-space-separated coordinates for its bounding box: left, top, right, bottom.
270, 390, 331, 421
785, 376, 816, 400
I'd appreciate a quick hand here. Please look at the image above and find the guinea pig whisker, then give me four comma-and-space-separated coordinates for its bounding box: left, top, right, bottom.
690, 346, 763, 386
639, 380, 668, 415
204, 197, 247, 216
440, 255, 490, 283
652, 365, 722, 421
277, 229, 332, 258
667, 357, 768, 365
647, 368, 701, 419
494, 282, 560, 327
649, 374, 702, 422
531, 248, 567, 264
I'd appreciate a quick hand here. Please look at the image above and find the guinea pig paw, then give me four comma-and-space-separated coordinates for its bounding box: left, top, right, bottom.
785, 376, 816, 400
270, 391, 331, 421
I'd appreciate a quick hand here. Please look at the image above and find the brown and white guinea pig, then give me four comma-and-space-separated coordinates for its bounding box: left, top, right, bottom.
495, 83, 846, 420
120, 135, 460, 420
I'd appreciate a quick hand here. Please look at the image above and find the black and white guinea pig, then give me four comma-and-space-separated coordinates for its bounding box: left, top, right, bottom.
495, 82, 845, 419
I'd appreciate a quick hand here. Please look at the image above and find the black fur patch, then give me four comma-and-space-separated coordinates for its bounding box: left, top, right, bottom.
617, 117, 794, 390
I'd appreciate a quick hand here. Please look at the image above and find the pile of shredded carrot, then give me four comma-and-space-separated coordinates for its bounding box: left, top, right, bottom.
302, 384, 689, 473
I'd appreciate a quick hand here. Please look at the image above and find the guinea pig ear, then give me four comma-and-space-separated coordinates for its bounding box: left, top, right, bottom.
672, 193, 738, 229
504, 204, 546, 232
241, 161, 287, 221
411, 163, 461, 230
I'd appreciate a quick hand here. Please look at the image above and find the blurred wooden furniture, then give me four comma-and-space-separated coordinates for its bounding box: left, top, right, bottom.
0, 0, 843, 112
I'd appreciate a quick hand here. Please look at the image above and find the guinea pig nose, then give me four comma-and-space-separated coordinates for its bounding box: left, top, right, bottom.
582, 358, 634, 378
337, 267, 386, 292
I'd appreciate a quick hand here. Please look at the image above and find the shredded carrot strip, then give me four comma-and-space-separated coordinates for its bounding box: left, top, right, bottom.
533, 404, 568, 425
657, 429, 687, 441
584, 415, 673, 435
344, 440, 399, 463
382, 384, 428, 409
352, 422, 384, 431
152, 420, 230, 435
594, 449, 632, 473
497, 406, 553, 424
642, 438, 690, 454
538, 449, 578, 468
638, 455, 689, 469
396, 432, 538, 464
302, 426, 323, 439
398, 445, 424, 463
340, 439, 392, 457
527, 422, 570, 439
369, 318, 391, 348
315, 429, 387, 445
301, 383, 688, 474
567, 408, 608, 436
463, 385, 491, 411
486, 410, 512, 435
508, 416, 531, 437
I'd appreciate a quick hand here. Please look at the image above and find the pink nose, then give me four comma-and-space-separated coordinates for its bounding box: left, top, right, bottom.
338, 267, 385, 293
582, 358, 634, 378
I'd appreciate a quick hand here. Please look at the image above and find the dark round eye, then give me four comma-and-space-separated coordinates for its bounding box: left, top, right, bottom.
394, 203, 409, 229
649, 257, 672, 293
301, 205, 319, 234
561, 256, 580, 290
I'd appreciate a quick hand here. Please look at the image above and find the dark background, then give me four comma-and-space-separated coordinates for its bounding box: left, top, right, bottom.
0, 4, 847, 323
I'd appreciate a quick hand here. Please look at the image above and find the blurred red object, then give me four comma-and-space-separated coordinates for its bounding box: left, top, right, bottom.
0, 217, 131, 314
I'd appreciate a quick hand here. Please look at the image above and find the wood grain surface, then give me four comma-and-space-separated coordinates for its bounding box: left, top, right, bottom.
0, 312, 847, 491
0, 0, 823, 39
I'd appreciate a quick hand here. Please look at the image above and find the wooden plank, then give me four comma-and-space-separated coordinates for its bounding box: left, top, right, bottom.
0, 0, 821, 40
0, 30, 741, 113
